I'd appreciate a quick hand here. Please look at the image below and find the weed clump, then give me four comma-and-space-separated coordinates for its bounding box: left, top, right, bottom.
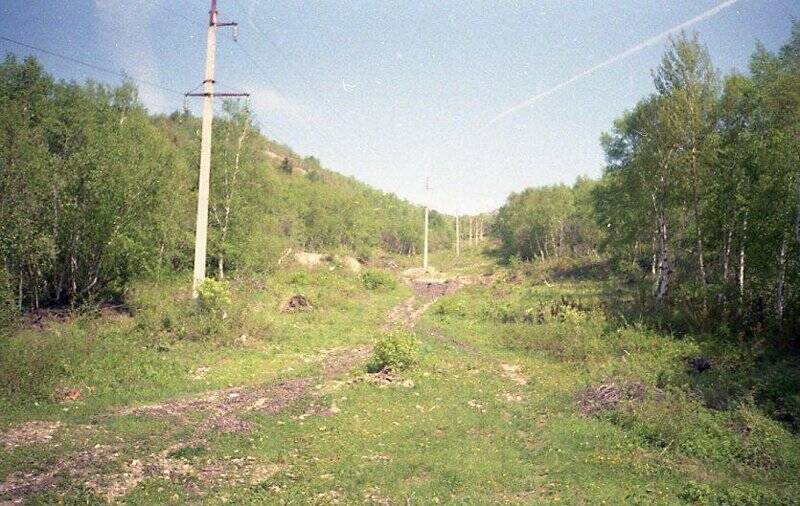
434, 298, 466, 319
367, 330, 419, 373
197, 278, 231, 318
360, 269, 396, 290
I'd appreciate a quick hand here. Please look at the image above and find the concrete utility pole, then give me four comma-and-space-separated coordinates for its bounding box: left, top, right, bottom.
423, 178, 430, 270
188, 0, 248, 298
468, 217, 473, 247
455, 215, 460, 256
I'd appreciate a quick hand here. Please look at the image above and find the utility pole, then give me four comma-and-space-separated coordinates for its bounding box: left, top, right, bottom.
468, 216, 473, 247
423, 177, 430, 270
455, 215, 460, 256
187, 0, 248, 298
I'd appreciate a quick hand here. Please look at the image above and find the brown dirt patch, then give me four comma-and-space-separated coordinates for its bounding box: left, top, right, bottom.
0, 421, 62, 450
382, 296, 435, 330
0, 444, 118, 500
410, 279, 462, 299
575, 381, 649, 416
280, 294, 312, 312
81, 442, 283, 502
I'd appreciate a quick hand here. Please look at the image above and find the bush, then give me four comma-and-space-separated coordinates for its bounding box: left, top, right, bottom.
679, 480, 787, 506
367, 330, 419, 373
360, 269, 396, 290
197, 278, 231, 318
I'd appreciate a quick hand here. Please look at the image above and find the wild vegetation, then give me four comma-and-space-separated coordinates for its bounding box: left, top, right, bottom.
1, 22, 799, 506
1, 248, 798, 504
0, 54, 455, 312
495, 28, 800, 340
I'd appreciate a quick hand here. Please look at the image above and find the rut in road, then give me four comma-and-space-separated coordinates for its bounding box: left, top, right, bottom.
0, 274, 466, 503
384, 278, 464, 330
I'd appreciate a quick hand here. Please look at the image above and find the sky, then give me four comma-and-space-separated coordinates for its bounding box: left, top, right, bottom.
1, 1, 798, 214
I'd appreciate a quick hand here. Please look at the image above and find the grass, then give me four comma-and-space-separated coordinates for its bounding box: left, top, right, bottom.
1, 248, 799, 504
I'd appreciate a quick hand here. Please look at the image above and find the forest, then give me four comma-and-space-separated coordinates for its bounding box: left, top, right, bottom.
495, 27, 800, 339
0, 54, 457, 314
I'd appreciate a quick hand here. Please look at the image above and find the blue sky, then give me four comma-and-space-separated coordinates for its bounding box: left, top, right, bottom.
1, 1, 798, 213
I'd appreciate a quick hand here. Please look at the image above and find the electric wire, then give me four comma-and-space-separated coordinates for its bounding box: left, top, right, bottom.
0, 35, 184, 97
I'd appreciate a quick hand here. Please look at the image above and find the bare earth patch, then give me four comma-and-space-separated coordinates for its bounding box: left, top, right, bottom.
0, 346, 370, 504
384, 278, 464, 330
0, 421, 62, 450
500, 364, 529, 386
83, 442, 283, 502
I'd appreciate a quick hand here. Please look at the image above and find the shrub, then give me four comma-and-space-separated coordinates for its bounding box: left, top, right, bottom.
197, 278, 231, 318
679, 480, 787, 506
367, 330, 419, 373
360, 269, 396, 290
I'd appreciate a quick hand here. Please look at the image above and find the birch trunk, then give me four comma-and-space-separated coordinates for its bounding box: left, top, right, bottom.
738, 214, 747, 300
723, 228, 732, 282
655, 212, 670, 304
775, 238, 786, 321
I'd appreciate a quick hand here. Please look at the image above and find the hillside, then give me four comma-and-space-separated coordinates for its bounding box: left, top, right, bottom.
0, 54, 454, 310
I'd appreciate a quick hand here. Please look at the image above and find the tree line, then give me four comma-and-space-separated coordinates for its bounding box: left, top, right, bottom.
495, 26, 800, 335
0, 54, 454, 311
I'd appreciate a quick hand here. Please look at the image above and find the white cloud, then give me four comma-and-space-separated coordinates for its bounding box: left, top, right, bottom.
248, 85, 309, 123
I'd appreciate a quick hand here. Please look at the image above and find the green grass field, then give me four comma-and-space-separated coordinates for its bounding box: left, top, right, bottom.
1, 249, 798, 504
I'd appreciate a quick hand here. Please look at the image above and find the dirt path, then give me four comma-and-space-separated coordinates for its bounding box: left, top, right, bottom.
0, 345, 374, 503
384, 278, 464, 330
1, 276, 466, 503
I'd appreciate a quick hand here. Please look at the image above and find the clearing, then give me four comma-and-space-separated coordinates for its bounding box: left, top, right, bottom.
1, 250, 798, 504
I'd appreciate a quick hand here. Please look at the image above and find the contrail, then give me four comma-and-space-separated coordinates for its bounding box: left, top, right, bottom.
483, 0, 740, 129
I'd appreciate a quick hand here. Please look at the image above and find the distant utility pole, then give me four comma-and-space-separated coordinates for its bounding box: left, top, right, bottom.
455, 215, 460, 257
423, 178, 430, 270
468, 216, 474, 247
187, 0, 249, 298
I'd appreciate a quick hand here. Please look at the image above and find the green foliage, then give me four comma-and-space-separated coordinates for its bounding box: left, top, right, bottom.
495, 182, 601, 261
507, 254, 523, 270
0, 266, 16, 334
592, 29, 800, 335
367, 330, 419, 373
197, 278, 231, 318
0, 55, 185, 308
360, 269, 397, 290
434, 297, 467, 319
0, 55, 458, 310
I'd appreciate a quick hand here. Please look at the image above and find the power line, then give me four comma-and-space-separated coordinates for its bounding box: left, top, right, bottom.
231, 0, 327, 103
0, 35, 184, 97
